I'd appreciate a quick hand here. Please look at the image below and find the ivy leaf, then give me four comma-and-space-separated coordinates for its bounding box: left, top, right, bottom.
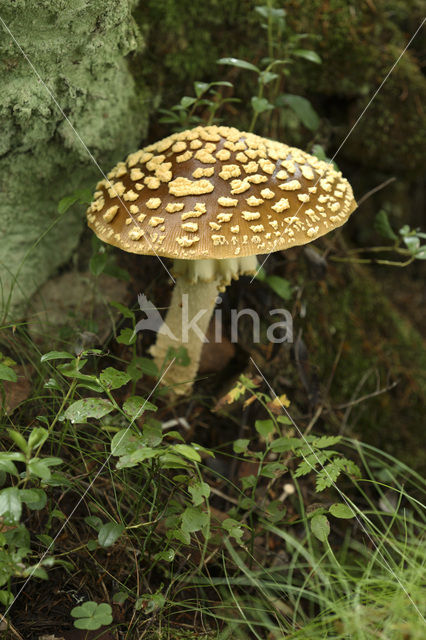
311, 514, 330, 541
217, 57, 260, 73
98, 522, 124, 548
329, 503, 355, 519
64, 398, 113, 423
277, 94, 320, 131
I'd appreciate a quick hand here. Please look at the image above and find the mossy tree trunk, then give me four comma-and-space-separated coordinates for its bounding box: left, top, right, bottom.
0, 0, 150, 319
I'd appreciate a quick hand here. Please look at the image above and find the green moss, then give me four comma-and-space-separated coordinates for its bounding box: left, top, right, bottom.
304, 264, 426, 471
0, 0, 150, 320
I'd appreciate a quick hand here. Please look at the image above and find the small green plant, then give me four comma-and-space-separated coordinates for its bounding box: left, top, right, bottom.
0, 424, 63, 606
217, 1, 321, 134
158, 80, 238, 131
71, 600, 113, 630
333, 210, 426, 267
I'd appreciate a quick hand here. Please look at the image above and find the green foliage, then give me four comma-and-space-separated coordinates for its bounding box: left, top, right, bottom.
71, 601, 113, 630
217, 2, 321, 133
158, 80, 238, 131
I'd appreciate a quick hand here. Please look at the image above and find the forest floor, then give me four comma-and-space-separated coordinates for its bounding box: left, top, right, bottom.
1, 229, 425, 639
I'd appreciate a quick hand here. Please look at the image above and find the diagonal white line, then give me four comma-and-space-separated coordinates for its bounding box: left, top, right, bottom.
250, 17, 426, 281
4, 358, 175, 617
0, 15, 175, 283
250, 356, 426, 622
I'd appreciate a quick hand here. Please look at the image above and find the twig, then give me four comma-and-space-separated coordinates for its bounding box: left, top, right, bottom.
356, 176, 396, 208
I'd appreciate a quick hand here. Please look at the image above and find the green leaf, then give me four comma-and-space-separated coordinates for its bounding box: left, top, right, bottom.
0, 364, 17, 382
311, 514, 330, 541
194, 81, 209, 98
166, 345, 190, 367
222, 518, 244, 543
374, 210, 398, 241
99, 367, 131, 391
110, 300, 134, 319
64, 398, 114, 423
277, 94, 320, 131
123, 395, 157, 418
7, 429, 28, 454
28, 427, 49, 451
0, 487, 22, 522
28, 458, 51, 481
217, 57, 260, 73
127, 356, 159, 379
85, 515, 103, 531
142, 420, 163, 447
255, 419, 275, 437
403, 235, 420, 253
415, 247, 426, 260
270, 437, 303, 452
0, 459, 18, 476
89, 252, 108, 276
154, 549, 175, 562
329, 503, 355, 519
20, 488, 47, 510
293, 49, 322, 64
312, 435, 342, 449
180, 96, 197, 109
181, 506, 209, 534
251, 96, 274, 114
116, 447, 157, 469
233, 438, 250, 453
111, 429, 140, 457
173, 444, 201, 463
189, 481, 210, 506
98, 522, 124, 548
117, 328, 137, 345
71, 601, 113, 630
255, 6, 286, 19
259, 70, 279, 85
135, 592, 165, 613
265, 275, 292, 300
58, 188, 92, 214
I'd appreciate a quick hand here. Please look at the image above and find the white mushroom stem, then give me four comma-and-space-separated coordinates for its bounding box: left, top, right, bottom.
150, 256, 258, 395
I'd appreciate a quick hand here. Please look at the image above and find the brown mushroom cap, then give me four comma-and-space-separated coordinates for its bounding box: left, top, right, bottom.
87, 125, 357, 260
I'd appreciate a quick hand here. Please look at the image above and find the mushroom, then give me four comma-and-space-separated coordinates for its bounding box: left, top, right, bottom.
87, 125, 356, 394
